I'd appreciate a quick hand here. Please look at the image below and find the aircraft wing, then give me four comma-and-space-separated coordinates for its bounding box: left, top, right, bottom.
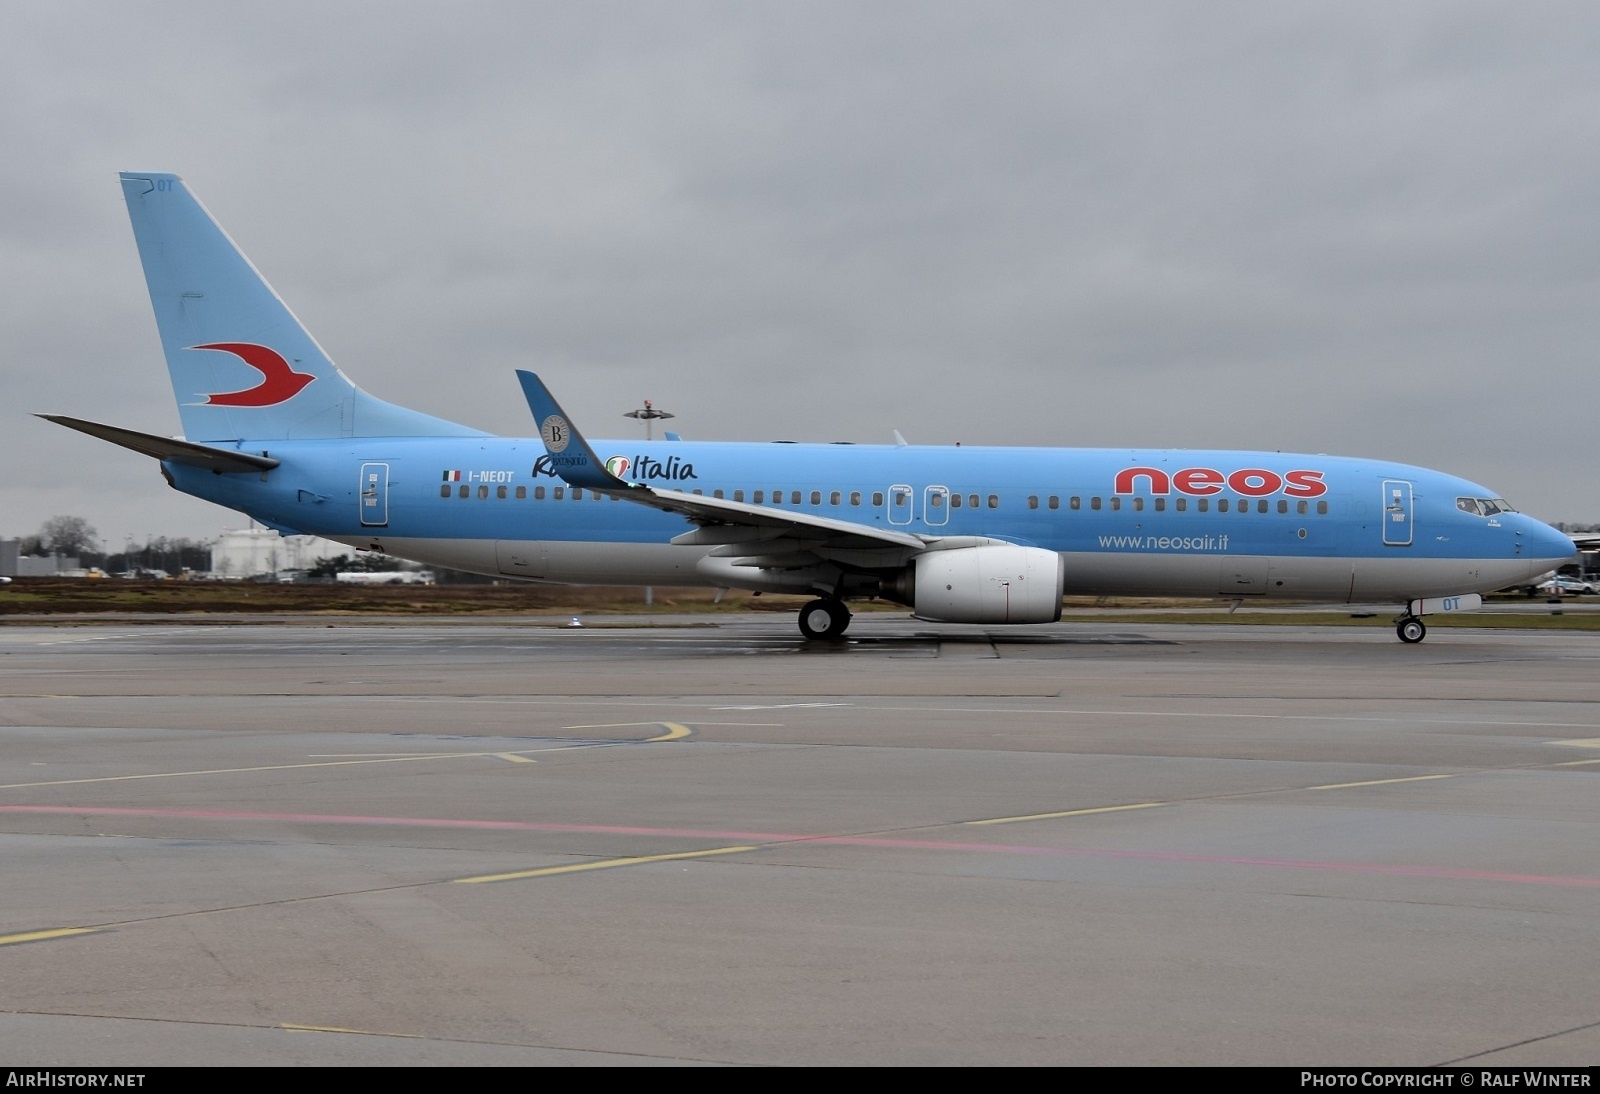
516, 371, 930, 559
38, 414, 280, 472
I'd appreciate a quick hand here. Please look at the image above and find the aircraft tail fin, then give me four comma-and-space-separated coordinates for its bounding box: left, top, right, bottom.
119, 172, 487, 443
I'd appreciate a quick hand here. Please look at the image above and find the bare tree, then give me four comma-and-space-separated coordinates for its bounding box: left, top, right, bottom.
39, 516, 98, 557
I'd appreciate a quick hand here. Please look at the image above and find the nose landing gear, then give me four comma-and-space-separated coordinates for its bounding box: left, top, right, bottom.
798, 599, 852, 640
1395, 614, 1426, 644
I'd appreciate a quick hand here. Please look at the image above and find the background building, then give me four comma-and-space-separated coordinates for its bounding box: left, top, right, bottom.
0, 541, 78, 577
210, 528, 348, 579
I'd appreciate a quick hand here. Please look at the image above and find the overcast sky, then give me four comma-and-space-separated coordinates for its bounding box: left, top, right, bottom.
4, 2, 1597, 551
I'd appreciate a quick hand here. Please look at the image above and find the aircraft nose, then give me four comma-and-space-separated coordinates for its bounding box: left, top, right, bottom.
1524, 518, 1577, 570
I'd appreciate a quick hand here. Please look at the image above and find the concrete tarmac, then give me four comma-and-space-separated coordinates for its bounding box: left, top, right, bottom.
1, 615, 1597, 1066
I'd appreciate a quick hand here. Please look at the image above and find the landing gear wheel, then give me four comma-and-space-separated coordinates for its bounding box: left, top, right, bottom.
798, 599, 851, 640
1397, 617, 1426, 644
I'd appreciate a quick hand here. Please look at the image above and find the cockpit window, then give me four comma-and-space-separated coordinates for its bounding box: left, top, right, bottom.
1457, 496, 1518, 517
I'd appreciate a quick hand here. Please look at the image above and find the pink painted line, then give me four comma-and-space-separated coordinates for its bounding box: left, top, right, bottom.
5, 804, 1595, 889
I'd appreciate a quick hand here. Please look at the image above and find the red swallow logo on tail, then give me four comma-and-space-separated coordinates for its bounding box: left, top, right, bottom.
191, 343, 315, 406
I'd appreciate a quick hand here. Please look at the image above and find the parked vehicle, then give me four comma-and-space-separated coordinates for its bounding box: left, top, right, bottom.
1538, 577, 1596, 596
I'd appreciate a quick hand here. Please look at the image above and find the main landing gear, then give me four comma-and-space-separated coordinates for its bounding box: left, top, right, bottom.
1395, 613, 1427, 644
798, 598, 852, 640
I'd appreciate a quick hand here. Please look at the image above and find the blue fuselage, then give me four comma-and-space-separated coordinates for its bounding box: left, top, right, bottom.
166, 437, 1573, 603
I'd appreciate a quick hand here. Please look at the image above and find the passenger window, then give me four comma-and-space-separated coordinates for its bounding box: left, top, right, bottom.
1090, 497, 1102, 511
439, 485, 450, 498
969, 494, 979, 508
714, 489, 724, 499
573, 488, 584, 500
1049, 496, 1059, 510
930, 493, 943, 507
1218, 499, 1229, 513
1296, 500, 1307, 515
811, 491, 821, 505
873, 492, 884, 506
1154, 498, 1165, 512
830, 491, 841, 505
1276, 499, 1287, 514
753, 490, 764, 504
496, 485, 507, 499
1317, 501, 1328, 515
1133, 497, 1144, 512
850, 491, 861, 506
791, 491, 802, 504
553, 487, 564, 500
477, 485, 489, 499
1110, 497, 1121, 511
459, 485, 469, 499
951, 493, 963, 508
1070, 497, 1081, 510
534, 486, 545, 500
733, 490, 744, 502
516, 485, 526, 499
1197, 498, 1208, 512
1258, 499, 1268, 513
1175, 498, 1186, 512
987, 495, 999, 509
1028, 496, 1039, 510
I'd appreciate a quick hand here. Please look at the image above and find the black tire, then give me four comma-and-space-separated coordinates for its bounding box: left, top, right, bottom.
1397, 618, 1426, 644
798, 599, 850, 640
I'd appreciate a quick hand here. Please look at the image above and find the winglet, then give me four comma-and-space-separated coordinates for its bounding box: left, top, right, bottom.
515, 370, 640, 492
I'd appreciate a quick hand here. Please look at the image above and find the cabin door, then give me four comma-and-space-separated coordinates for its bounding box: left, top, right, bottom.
1382, 479, 1413, 546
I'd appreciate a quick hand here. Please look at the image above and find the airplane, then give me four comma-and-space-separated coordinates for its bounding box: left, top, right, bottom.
42, 172, 1577, 643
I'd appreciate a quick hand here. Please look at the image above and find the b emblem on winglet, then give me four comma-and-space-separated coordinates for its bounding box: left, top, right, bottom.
540, 414, 571, 453
191, 343, 315, 406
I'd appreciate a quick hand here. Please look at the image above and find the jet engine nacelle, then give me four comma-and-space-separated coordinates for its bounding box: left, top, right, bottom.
895, 545, 1065, 624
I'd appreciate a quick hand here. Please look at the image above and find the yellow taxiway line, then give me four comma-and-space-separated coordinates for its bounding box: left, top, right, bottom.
967, 802, 1166, 826
454, 844, 756, 884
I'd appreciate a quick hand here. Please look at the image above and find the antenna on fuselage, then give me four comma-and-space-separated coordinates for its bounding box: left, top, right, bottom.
624, 398, 675, 441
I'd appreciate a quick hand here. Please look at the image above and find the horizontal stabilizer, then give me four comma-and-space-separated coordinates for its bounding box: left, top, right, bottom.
37, 415, 279, 472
